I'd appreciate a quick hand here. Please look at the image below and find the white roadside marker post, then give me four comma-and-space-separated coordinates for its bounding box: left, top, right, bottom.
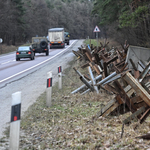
58, 66, 62, 89
46, 71, 52, 107
9, 91, 21, 150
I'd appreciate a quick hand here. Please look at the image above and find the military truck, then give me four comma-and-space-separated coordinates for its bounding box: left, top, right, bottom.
48, 28, 65, 49
64, 32, 70, 45
31, 37, 49, 56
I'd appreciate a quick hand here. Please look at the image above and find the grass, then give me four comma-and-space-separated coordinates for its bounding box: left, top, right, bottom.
84, 39, 99, 46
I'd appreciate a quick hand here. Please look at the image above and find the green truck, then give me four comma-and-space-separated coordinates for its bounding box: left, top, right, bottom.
64, 32, 70, 45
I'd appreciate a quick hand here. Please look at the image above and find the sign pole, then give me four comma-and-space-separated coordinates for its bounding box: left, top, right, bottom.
96, 32, 98, 50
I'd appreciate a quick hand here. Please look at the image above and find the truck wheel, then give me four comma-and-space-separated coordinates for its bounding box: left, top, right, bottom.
46, 50, 49, 56
40, 41, 47, 49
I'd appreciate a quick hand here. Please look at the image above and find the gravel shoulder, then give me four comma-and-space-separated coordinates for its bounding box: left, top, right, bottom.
0, 40, 84, 139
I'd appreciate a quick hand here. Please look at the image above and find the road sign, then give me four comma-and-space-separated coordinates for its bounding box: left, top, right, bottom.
0, 38, 3, 43
93, 26, 100, 32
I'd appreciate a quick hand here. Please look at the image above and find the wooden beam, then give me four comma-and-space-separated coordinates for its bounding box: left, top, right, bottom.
123, 106, 146, 124
113, 81, 137, 113
102, 102, 120, 117
103, 62, 108, 77
106, 56, 118, 65
123, 72, 150, 107
89, 62, 101, 75
96, 99, 117, 117
140, 108, 150, 124
104, 84, 118, 94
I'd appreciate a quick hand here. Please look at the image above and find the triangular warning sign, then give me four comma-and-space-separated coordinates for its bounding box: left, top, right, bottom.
93, 26, 100, 32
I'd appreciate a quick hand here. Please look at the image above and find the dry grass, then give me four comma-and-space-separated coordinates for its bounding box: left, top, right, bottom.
0, 43, 31, 55
0, 44, 17, 55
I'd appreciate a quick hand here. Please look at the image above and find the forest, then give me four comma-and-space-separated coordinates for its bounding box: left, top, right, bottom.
0, 0, 96, 45
93, 0, 150, 47
0, 0, 150, 47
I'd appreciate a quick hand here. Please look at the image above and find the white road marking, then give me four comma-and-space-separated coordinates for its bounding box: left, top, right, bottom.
1, 61, 10, 65
0, 40, 77, 83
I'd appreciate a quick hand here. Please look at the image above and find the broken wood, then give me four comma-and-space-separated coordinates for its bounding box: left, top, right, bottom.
123, 72, 150, 107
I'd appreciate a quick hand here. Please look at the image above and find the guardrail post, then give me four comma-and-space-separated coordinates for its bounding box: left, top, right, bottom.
58, 66, 62, 89
46, 71, 52, 107
9, 91, 21, 150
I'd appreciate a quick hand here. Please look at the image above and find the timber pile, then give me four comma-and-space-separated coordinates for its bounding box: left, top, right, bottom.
71, 39, 150, 129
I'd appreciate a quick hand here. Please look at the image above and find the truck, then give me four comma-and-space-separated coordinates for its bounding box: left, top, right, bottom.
48, 28, 65, 49
31, 37, 49, 56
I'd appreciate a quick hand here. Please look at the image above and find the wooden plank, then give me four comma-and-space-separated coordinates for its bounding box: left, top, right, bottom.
113, 81, 137, 113
134, 70, 140, 79
116, 95, 123, 104
96, 85, 134, 118
140, 108, 150, 124
127, 88, 135, 97
131, 95, 142, 103
103, 62, 108, 77
81, 62, 89, 69
104, 84, 118, 94
134, 101, 147, 109
123, 106, 146, 124
120, 63, 128, 72
124, 85, 131, 93
89, 62, 101, 75
106, 56, 118, 65
85, 52, 92, 62
102, 102, 120, 117
123, 72, 150, 107
141, 82, 150, 94
96, 99, 117, 117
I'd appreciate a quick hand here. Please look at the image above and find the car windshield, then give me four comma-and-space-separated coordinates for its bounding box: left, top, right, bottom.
18, 47, 29, 51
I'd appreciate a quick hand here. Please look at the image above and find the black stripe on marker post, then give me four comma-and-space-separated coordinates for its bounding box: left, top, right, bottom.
47, 78, 52, 88
11, 103, 21, 122
58, 66, 62, 73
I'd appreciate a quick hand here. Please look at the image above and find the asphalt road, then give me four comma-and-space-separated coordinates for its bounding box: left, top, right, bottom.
0, 39, 84, 138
